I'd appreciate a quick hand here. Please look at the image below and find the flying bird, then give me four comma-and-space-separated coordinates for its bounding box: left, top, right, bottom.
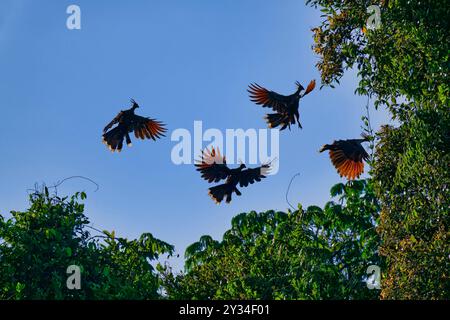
319, 135, 370, 180
195, 147, 271, 204
102, 99, 167, 152
248, 80, 316, 130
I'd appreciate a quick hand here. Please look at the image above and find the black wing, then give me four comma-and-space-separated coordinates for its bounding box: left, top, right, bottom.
103, 111, 124, 133
195, 147, 230, 183
130, 114, 167, 141
238, 164, 271, 187
248, 83, 290, 113
344, 140, 370, 162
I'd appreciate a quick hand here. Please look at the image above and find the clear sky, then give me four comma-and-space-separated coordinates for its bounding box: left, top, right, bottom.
0, 0, 391, 271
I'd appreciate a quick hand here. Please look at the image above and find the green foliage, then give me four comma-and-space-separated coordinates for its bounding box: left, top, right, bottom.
0, 188, 173, 300
162, 180, 381, 300
307, 0, 449, 299
307, 0, 449, 117
1, 1, 447, 300
374, 114, 450, 299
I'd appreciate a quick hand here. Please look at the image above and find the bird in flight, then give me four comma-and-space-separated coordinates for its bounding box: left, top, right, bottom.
195, 147, 271, 204
248, 80, 316, 130
102, 99, 167, 152
319, 135, 370, 180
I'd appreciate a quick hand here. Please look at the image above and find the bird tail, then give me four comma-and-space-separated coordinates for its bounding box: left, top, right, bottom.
208, 184, 233, 204
301, 79, 316, 97
102, 126, 126, 152
330, 149, 365, 180
265, 113, 291, 130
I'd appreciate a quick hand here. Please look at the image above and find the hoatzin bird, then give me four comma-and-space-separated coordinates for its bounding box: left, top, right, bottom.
248, 80, 316, 130
102, 99, 166, 152
319, 135, 370, 180
195, 147, 271, 204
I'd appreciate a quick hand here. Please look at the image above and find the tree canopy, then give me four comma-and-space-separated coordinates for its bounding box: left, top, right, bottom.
0, 188, 173, 299
1, 0, 448, 300
306, 0, 449, 298
161, 180, 381, 300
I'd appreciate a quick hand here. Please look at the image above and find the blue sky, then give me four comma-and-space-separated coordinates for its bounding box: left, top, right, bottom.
0, 0, 391, 271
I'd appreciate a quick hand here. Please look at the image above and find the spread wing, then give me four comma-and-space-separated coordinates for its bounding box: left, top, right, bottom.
130, 114, 167, 141
328, 140, 369, 180
195, 147, 230, 183
103, 111, 124, 133
239, 164, 271, 187
248, 83, 290, 113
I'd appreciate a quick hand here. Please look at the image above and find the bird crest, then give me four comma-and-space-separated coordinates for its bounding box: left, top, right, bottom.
130, 98, 139, 109
295, 81, 305, 91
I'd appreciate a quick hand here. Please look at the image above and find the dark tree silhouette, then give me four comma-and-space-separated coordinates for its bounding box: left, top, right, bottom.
248, 80, 315, 130
195, 147, 271, 204
102, 99, 166, 152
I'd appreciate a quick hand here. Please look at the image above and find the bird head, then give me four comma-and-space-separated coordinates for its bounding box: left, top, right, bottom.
130, 98, 140, 110
295, 81, 305, 95
238, 159, 246, 170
